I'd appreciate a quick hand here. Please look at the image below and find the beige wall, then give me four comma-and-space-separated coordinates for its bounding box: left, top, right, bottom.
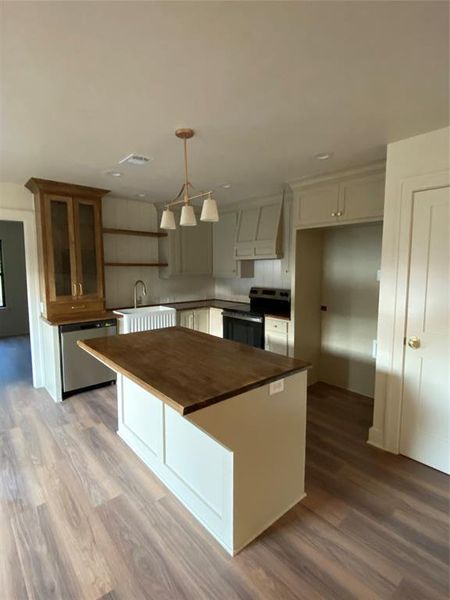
294, 229, 323, 384
320, 222, 382, 397
370, 126, 450, 451
0, 182, 33, 211
293, 222, 383, 396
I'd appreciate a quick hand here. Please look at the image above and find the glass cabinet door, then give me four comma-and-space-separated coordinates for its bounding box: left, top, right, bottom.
75, 199, 103, 298
47, 196, 76, 299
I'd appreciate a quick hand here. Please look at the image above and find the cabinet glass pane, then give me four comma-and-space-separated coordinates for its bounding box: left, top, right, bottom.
78, 203, 98, 295
50, 200, 72, 297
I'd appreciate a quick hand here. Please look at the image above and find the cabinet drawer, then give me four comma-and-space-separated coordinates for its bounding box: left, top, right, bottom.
46, 299, 104, 320
265, 318, 289, 334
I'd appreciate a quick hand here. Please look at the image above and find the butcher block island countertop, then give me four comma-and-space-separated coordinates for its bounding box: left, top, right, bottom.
78, 326, 309, 415
79, 326, 309, 555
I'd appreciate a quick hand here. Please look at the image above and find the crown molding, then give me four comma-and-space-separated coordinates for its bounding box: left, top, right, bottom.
287, 160, 386, 191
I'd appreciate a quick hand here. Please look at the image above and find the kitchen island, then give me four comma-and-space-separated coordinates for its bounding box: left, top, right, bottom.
79, 327, 309, 555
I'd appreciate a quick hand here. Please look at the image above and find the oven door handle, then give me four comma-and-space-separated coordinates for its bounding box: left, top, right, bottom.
222, 311, 263, 324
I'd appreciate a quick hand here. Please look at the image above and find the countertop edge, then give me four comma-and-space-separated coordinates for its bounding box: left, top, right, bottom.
77, 338, 308, 416
41, 311, 118, 326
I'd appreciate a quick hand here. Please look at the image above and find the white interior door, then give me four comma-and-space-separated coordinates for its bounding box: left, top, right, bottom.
400, 185, 450, 473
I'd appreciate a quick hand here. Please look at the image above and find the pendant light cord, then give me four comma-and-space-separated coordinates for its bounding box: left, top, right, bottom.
183, 138, 189, 203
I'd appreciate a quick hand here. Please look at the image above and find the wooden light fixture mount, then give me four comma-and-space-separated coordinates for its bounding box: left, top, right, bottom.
175, 128, 194, 140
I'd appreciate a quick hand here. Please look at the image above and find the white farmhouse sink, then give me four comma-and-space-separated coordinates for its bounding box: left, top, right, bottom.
114, 305, 176, 334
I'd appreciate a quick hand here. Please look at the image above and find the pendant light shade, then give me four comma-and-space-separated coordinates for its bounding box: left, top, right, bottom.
200, 195, 219, 222
160, 208, 176, 230
180, 204, 197, 226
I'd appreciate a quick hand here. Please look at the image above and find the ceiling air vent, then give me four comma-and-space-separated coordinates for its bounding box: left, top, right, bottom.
119, 154, 152, 166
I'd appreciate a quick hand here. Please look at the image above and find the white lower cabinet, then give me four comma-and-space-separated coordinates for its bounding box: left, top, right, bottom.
265, 317, 289, 356
178, 308, 210, 333
209, 307, 223, 337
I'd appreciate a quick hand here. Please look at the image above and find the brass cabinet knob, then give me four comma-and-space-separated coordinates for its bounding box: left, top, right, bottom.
407, 336, 421, 349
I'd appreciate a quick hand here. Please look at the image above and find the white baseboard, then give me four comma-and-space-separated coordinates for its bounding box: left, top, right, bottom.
367, 426, 384, 450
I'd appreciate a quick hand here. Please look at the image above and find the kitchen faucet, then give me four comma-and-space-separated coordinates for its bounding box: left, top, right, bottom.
133, 280, 147, 308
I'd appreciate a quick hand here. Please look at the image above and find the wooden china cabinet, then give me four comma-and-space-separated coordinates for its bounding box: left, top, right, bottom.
25, 178, 109, 321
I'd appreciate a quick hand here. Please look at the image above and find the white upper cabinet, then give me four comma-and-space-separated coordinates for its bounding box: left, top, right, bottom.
159, 209, 212, 278
234, 195, 283, 260
291, 163, 385, 229
296, 183, 340, 227
213, 211, 254, 279
179, 219, 212, 275
338, 173, 385, 222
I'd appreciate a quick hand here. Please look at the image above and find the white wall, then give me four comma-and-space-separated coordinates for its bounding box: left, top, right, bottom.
0, 182, 33, 211
103, 197, 214, 308
370, 126, 450, 451
320, 222, 382, 397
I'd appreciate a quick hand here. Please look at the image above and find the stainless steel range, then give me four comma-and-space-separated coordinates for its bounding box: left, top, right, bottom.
222, 287, 291, 348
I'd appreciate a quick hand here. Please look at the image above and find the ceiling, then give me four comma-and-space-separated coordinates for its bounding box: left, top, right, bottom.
1, 1, 449, 205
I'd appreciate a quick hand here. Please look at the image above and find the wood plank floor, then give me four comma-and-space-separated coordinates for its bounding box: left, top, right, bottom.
1, 335, 449, 599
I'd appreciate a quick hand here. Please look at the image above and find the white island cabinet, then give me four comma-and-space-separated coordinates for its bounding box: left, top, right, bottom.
79, 327, 309, 555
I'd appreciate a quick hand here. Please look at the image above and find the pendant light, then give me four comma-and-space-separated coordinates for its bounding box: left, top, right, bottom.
160, 128, 219, 230
200, 192, 219, 222
160, 208, 176, 230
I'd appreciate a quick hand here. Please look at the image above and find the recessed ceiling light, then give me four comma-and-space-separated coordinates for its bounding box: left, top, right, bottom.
314, 152, 333, 161
119, 154, 153, 166
105, 170, 122, 177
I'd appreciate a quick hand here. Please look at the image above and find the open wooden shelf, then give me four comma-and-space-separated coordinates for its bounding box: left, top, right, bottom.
103, 228, 167, 238
104, 262, 168, 267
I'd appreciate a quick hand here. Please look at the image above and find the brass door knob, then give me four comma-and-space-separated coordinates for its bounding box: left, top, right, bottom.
407, 336, 421, 349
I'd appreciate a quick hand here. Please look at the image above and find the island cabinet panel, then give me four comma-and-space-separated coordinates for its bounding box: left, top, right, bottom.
190, 370, 307, 553
121, 377, 163, 459
117, 374, 234, 553
115, 368, 306, 556
164, 405, 233, 546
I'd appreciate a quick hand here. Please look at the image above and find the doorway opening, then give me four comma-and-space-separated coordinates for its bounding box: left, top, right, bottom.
294, 221, 383, 437
0, 220, 32, 384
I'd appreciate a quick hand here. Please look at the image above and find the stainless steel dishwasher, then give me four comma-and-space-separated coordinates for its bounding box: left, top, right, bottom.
60, 319, 117, 397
